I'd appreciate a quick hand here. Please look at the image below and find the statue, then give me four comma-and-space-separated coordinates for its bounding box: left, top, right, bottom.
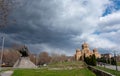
14, 45, 37, 68
18, 46, 29, 57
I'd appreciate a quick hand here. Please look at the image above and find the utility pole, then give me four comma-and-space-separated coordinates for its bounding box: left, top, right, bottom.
0, 36, 5, 71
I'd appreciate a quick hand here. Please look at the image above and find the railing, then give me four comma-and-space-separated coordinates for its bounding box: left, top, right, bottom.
88, 66, 115, 76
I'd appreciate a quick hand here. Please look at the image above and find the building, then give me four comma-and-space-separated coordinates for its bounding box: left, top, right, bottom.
101, 53, 112, 59
116, 56, 120, 62
93, 48, 101, 58
75, 49, 82, 61
75, 42, 101, 61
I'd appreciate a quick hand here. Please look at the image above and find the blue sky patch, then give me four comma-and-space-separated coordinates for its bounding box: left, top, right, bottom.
103, 0, 120, 16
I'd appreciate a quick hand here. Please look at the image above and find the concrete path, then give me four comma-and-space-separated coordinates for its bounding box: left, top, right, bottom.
98, 64, 120, 71
0, 71, 13, 76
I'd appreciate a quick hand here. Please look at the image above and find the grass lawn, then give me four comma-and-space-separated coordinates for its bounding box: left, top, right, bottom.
0, 67, 13, 72
117, 62, 120, 66
95, 66, 120, 76
12, 61, 96, 76
48, 61, 85, 68
12, 68, 96, 76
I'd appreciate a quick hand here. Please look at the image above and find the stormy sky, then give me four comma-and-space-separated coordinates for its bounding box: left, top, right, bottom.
1, 0, 120, 55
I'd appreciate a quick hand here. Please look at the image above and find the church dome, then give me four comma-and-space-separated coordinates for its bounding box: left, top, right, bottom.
82, 42, 89, 49
76, 48, 81, 52
93, 48, 98, 52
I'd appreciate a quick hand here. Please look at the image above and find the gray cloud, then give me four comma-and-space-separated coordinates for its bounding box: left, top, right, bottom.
1, 0, 116, 55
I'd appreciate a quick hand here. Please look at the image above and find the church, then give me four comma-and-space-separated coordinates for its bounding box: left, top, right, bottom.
75, 42, 101, 61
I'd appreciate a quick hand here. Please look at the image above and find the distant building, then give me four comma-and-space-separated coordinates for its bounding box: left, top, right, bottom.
75, 49, 82, 61
101, 53, 112, 58
93, 48, 101, 58
116, 56, 120, 62
75, 42, 101, 61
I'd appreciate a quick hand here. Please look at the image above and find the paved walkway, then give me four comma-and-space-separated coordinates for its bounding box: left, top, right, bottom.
0, 71, 13, 76
98, 64, 120, 71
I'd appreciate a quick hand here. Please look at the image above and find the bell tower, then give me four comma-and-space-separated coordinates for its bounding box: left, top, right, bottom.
82, 42, 89, 49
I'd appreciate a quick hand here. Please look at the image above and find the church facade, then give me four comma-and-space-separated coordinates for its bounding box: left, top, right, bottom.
75, 42, 101, 61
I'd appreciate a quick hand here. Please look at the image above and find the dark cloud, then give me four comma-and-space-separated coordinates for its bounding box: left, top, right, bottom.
1, 0, 115, 55
0, 0, 81, 53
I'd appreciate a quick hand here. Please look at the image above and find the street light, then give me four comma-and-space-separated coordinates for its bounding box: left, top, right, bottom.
114, 50, 118, 71
99, 48, 106, 68
0, 36, 5, 71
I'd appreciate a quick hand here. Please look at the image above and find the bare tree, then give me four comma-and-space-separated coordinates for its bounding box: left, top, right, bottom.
60, 54, 67, 62
50, 53, 59, 63
29, 54, 36, 64
50, 53, 67, 63
38, 52, 51, 65
0, 48, 20, 67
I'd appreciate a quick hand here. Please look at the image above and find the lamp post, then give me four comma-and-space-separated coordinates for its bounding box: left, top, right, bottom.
0, 36, 5, 71
103, 55, 106, 68
100, 48, 106, 68
114, 50, 118, 71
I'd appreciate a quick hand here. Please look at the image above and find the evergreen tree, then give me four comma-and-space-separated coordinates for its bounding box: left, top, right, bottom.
108, 58, 110, 64
91, 54, 96, 66
111, 57, 116, 65
84, 54, 96, 66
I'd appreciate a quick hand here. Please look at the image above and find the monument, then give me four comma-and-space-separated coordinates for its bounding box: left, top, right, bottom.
13, 46, 37, 68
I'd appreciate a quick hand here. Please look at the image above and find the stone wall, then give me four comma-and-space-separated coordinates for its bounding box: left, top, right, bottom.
88, 66, 115, 76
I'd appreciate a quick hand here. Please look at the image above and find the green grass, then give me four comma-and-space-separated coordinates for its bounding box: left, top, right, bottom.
48, 61, 85, 68
117, 62, 120, 66
0, 67, 13, 72
12, 68, 96, 76
95, 66, 120, 76
12, 61, 96, 76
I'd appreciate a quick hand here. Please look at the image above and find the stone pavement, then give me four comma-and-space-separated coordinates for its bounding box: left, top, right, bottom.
0, 71, 13, 76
